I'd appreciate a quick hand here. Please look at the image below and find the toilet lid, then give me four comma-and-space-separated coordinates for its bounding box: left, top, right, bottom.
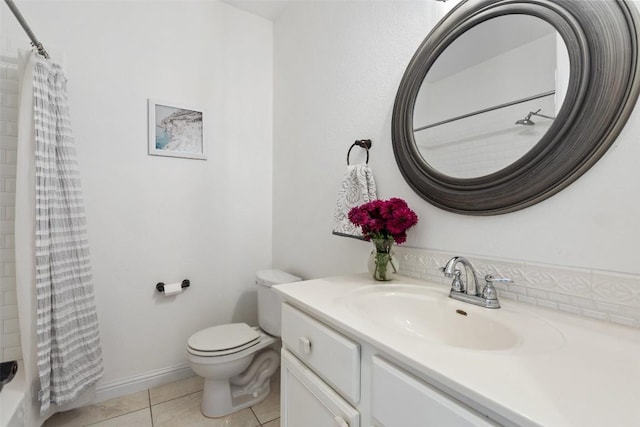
187, 323, 260, 353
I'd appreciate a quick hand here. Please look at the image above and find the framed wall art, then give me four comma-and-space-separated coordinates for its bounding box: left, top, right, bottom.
148, 99, 205, 160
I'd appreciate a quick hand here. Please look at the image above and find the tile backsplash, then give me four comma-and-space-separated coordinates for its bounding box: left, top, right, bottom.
0, 36, 21, 362
395, 246, 640, 329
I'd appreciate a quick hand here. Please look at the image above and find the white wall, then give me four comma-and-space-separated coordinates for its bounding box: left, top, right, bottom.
1, 0, 273, 384
273, 1, 640, 279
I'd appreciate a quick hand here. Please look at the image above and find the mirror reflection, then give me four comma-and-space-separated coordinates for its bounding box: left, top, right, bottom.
413, 15, 569, 178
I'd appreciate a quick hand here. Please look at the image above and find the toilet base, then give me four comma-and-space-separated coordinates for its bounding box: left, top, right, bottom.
201, 378, 271, 418
199, 347, 280, 418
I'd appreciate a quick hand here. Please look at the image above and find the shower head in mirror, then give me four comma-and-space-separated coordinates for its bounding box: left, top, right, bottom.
515, 109, 555, 125
515, 113, 536, 126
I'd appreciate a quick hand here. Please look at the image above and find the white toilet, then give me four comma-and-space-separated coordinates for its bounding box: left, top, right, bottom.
186, 269, 301, 418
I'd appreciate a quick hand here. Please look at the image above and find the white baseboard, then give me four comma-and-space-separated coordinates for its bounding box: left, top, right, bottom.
94, 362, 194, 403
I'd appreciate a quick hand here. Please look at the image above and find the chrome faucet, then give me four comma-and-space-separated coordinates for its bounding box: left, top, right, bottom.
441, 256, 511, 309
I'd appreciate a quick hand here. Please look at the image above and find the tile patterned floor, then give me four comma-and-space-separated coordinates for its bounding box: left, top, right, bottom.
43, 373, 280, 427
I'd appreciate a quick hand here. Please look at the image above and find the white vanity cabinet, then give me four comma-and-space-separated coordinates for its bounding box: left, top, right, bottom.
280, 302, 360, 427
280, 302, 499, 427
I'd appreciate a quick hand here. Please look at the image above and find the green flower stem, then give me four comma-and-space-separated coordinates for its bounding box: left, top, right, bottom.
372, 238, 397, 281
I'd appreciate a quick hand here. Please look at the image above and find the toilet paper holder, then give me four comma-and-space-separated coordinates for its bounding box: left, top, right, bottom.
156, 279, 190, 293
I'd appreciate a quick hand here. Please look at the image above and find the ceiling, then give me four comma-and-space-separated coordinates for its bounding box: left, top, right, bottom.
222, 0, 290, 21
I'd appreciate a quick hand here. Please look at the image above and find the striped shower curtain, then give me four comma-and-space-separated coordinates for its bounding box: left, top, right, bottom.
32, 57, 102, 415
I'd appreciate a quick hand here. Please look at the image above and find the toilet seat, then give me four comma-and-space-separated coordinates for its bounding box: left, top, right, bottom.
188, 323, 260, 357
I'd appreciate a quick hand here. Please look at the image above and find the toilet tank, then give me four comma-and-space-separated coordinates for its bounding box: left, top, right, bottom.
256, 269, 301, 336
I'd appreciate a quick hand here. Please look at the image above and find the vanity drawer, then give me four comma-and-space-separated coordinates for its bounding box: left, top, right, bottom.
281, 303, 360, 403
372, 357, 498, 427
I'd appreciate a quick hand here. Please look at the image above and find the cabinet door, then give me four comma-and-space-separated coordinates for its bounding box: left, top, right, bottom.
372, 357, 498, 427
281, 349, 360, 427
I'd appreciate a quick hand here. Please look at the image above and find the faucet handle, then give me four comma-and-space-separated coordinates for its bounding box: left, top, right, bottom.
450, 269, 464, 292
484, 275, 512, 284
440, 267, 464, 291
481, 275, 509, 305
482, 275, 511, 302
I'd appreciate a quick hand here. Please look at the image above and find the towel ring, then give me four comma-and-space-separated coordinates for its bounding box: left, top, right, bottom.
347, 139, 372, 165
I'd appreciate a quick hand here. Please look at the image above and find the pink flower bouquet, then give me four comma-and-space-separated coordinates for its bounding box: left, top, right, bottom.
348, 198, 418, 280
348, 198, 418, 244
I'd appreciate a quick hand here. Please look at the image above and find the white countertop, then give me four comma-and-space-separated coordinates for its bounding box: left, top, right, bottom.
274, 274, 640, 427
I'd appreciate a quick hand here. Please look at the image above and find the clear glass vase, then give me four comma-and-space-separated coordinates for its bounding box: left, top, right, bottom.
367, 238, 398, 281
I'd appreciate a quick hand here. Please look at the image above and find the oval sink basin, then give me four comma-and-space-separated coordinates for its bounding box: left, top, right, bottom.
337, 284, 564, 352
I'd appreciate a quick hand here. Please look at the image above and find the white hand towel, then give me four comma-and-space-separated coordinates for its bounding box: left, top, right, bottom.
332, 163, 377, 239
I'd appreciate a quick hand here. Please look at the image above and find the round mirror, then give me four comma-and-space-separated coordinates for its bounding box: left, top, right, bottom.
392, 0, 640, 215
413, 14, 568, 178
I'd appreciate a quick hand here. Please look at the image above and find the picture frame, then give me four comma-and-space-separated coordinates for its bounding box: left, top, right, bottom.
148, 99, 206, 160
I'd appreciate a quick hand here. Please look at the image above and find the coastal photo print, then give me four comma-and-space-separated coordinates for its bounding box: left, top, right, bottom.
148, 99, 206, 159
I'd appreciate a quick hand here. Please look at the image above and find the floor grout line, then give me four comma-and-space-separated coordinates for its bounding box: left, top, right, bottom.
148, 389, 154, 427
83, 405, 147, 427
250, 406, 261, 426
150, 388, 202, 407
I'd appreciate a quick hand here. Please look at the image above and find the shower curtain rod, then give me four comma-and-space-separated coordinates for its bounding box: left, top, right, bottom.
414, 90, 556, 132
4, 0, 50, 59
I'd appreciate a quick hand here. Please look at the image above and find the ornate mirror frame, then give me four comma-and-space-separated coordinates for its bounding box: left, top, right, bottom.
392, 0, 640, 215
